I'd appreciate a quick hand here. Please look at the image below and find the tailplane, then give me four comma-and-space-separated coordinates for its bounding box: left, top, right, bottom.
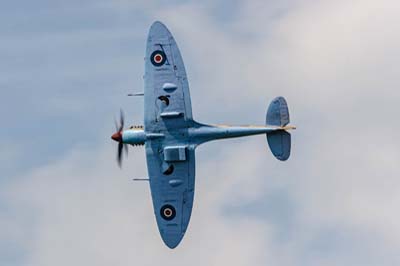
266, 97, 291, 161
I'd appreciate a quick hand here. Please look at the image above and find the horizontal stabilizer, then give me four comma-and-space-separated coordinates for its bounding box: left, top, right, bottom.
267, 131, 291, 161
266, 96, 289, 126
266, 96, 291, 161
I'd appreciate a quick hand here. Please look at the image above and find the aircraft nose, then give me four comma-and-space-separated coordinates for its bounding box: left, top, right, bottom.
111, 132, 122, 142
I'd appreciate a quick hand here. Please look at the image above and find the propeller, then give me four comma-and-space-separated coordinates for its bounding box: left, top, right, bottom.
111, 109, 128, 167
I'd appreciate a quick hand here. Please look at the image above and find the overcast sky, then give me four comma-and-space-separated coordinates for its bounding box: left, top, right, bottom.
1, 0, 400, 265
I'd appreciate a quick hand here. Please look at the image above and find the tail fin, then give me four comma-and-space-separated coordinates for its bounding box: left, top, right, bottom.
266, 97, 291, 161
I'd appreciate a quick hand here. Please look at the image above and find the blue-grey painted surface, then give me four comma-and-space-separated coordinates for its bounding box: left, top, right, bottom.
266, 97, 291, 161
119, 21, 295, 248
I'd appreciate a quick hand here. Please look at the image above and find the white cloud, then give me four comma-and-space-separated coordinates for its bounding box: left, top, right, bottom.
3, 0, 400, 265
3, 139, 274, 266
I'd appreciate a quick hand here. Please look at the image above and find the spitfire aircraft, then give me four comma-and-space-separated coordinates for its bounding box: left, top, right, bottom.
111, 21, 296, 249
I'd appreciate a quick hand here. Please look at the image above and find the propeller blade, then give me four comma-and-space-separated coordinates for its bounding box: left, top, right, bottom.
113, 108, 128, 168
114, 117, 119, 131
119, 109, 125, 132
117, 142, 124, 167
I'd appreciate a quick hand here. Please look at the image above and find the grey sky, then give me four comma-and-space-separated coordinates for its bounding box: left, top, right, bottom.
1, 0, 400, 265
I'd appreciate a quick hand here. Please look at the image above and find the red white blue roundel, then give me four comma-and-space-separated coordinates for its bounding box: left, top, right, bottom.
160, 204, 176, 220
150, 50, 166, 66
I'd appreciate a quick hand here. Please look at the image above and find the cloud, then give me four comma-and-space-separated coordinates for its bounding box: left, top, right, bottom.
3, 139, 274, 266
2, 0, 400, 265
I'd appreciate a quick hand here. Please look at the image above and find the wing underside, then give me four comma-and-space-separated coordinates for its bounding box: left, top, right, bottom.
144, 21, 193, 131
145, 141, 195, 248
144, 21, 195, 249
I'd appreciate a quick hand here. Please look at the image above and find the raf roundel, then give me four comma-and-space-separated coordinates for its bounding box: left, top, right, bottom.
160, 204, 176, 221
150, 50, 167, 66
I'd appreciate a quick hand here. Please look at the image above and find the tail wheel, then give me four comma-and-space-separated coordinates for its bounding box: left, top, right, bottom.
160, 204, 176, 221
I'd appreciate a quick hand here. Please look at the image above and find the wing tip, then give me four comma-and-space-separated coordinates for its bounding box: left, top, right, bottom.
161, 232, 184, 249
151, 20, 164, 27
150, 20, 168, 32
148, 20, 174, 41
